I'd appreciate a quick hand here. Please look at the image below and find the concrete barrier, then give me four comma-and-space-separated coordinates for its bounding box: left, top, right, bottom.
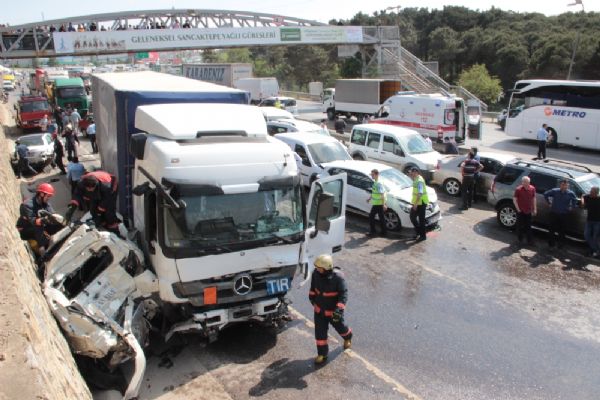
0, 107, 91, 399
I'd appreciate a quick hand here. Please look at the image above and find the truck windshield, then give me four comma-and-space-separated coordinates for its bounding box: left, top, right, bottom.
57, 87, 86, 97
21, 101, 49, 113
163, 185, 304, 251
307, 142, 351, 164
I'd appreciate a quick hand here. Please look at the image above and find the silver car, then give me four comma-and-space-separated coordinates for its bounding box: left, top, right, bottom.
431, 152, 518, 197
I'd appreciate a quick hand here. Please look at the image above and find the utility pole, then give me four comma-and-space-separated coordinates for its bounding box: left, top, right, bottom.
566, 0, 585, 80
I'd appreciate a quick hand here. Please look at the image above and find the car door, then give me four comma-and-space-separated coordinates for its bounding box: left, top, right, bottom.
365, 131, 382, 161
293, 143, 314, 187
342, 168, 372, 214
379, 134, 404, 169
527, 172, 557, 227
300, 174, 347, 285
478, 157, 501, 196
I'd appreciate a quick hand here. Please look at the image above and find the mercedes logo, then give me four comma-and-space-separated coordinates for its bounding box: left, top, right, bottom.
233, 274, 253, 296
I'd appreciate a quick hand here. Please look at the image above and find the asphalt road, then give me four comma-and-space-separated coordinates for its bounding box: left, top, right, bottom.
5, 93, 600, 399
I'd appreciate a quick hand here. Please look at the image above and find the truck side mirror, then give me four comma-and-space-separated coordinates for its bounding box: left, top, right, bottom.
129, 133, 148, 160
315, 192, 334, 233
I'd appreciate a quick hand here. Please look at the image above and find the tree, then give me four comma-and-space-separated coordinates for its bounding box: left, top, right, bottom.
428, 26, 460, 81
457, 64, 502, 105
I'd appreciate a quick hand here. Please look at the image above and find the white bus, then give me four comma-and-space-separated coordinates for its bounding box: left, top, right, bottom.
505, 79, 600, 150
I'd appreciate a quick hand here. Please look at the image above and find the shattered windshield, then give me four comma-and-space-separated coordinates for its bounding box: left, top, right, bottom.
163, 184, 304, 251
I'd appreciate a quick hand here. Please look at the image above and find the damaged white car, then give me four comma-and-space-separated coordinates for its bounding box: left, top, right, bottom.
43, 221, 159, 399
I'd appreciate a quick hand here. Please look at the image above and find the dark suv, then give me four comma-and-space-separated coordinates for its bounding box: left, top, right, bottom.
487, 159, 600, 237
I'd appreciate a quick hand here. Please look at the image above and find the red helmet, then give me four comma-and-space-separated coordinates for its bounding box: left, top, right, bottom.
36, 183, 55, 196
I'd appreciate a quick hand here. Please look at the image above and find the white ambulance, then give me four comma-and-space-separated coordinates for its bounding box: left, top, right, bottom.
372, 92, 467, 144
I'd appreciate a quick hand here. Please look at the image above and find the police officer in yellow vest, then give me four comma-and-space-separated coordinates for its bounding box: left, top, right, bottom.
409, 167, 429, 242
367, 169, 387, 237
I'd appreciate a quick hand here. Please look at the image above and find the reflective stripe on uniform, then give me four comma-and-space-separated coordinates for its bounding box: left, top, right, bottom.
336, 302, 345, 309
316, 339, 328, 346
340, 328, 352, 337
322, 291, 338, 297
324, 310, 334, 317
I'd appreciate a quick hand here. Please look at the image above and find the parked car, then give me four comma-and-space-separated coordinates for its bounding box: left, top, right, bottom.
267, 118, 328, 136
488, 159, 600, 237
259, 96, 298, 114
260, 106, 295, 122
348, 123, 442, 180
323, 160, 441, 231
13, 132, 54, 169
274, 132, 351, 187
432, 152, 519, 197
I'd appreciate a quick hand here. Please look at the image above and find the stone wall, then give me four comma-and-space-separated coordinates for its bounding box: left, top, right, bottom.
0, 107, 92, 399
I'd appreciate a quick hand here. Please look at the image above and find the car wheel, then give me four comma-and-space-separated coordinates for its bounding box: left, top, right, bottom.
352, 154, 364, 161
497, 202, 517, 229
443, 178, 461, 196
403, 165, 417, 175
384, 209, 401, 231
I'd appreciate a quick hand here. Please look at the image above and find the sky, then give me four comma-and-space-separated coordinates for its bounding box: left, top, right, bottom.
5, 0, 596, 26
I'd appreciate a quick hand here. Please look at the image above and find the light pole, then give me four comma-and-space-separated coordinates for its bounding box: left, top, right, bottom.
567, 0, 585, 80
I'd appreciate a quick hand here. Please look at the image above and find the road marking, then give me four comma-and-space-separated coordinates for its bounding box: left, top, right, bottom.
289, 307, 423, 400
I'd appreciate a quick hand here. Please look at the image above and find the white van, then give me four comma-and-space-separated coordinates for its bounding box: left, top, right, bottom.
274, 132, 352, 187
348, 123, 442, 180
374, 92, 467, 144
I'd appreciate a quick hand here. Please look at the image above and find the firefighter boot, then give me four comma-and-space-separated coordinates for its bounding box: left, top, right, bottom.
344, 338, 352, 350
314, 355, 328, 365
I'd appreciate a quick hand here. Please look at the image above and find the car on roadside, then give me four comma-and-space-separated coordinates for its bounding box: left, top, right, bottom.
13, 132, 54, 169
488, 159, 600, 237
432, 152, 519, 197
259, 96, 298, 114
273, 132, 351, 187
323, 160, 441, 232
260, 106, 295, 122
267, 118, 328, 136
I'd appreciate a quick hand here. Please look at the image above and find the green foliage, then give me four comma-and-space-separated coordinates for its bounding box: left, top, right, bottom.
457, 64, 502, 104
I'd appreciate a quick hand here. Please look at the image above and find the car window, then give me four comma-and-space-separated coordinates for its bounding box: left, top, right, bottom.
348, 171, 372, 191
382, 135, 397, 152
294, 144, 311, 166
367, 132, 381, 149
528, 172, 559, 194
495, 166, 523, 185
480, 158, 501, 174
351, 129, 367, 145
307, 142, 351, 164
578, 174, 600, 195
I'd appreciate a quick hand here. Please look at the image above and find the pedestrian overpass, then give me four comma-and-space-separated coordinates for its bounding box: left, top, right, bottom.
0, 9, 485, 109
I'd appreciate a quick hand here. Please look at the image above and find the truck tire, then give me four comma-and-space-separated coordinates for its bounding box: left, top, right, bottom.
327, 108, 336, 121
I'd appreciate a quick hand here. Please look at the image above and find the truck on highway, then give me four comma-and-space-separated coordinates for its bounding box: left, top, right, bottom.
52, 77, 90, 116
183, 63, 252, 87
42, 70, 347, 398
14, 95, 52, 131
234, 77, 279, 104
322, 79, 402, 122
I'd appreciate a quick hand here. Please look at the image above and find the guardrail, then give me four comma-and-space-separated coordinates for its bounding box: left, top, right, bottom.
279, 90, 321, 102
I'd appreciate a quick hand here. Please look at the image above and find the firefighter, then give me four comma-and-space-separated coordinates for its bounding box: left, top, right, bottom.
16, 183, 64, 256
309, 254, 353, 365
66, 170, 120, 233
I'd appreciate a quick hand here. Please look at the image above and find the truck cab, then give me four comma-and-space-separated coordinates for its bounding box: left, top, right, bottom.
15, 96, 52, 131
53, 77, 90, 116
128, 103, 347, 340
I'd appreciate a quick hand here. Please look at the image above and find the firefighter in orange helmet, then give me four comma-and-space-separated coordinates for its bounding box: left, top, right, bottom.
309, 254, 353, 365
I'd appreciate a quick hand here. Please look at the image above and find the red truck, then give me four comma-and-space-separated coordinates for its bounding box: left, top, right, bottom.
15, 96, 52, 131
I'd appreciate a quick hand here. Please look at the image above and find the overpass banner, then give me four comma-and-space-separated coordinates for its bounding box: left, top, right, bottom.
52, 26, 364, 54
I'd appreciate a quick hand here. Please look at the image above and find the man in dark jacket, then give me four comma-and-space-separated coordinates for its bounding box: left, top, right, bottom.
14, 139, 38, 178
67, 170, 120, 232
51, 133, 66, 174
16, 183, 64, 256
309, 254, 353, 365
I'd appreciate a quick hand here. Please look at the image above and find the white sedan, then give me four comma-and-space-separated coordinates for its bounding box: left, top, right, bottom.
16, 132, 54, 167
322, 160, 441, 231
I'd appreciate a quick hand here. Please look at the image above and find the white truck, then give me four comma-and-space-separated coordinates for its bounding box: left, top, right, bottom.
322, 79, 402, 122
182, 63, 253, 87
234, 77, 280, 104
45, 71, 347, 399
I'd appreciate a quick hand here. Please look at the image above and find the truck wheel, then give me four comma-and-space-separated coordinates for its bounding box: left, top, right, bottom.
443, 178, 461, 196
384, 209, 401, 231
497, 202, 517, 229
327, 109, 335, 121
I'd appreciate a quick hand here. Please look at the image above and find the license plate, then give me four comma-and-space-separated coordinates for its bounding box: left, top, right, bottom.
266, 277, 291, 295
